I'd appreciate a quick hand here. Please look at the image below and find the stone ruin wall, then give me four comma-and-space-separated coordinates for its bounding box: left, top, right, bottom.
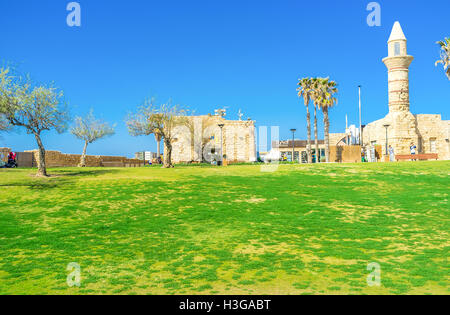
170, 116, 256, 164
24, 150, 145, 167
0, 147, 10, 162
415, 114, 450, 159
329, 145, 362, 163
363, 111, 418, 157
223, 120, 256, 163
363, 114, 450, 160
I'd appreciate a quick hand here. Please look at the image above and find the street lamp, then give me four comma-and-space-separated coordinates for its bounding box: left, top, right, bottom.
218, 124, 225, 165
358, 85, 363, 145
383, 124, 390, 156
290, 129, 296, 163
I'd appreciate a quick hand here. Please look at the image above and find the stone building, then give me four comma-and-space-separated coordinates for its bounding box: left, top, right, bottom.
363, 22, 450, 159
273, 132, 360, 163
168, 114, 257, 164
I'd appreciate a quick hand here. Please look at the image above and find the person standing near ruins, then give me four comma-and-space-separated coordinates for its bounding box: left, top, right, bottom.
410, 143, 417, 161
389, 145, 395, 162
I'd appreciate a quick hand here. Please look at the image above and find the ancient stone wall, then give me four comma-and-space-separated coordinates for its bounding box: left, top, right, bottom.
363, 22, 449, 160
329, 145, 361, 163
0, 147, 10, 162
415, 114, 450, 160
170, 115, 256, 163
25, 150, 145, 168
364, 114, 449, 160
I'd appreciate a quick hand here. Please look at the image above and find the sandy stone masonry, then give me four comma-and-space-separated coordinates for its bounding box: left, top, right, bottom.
0, 147, 10, 162
363, 22, 450, 159
169, 115, 257, 164
24, 150, 145, 167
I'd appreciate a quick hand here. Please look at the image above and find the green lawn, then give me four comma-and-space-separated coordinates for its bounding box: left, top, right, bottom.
0, 162, 449, 295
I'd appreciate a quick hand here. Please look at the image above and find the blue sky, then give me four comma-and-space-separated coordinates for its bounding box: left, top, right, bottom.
0, 0, 448, 157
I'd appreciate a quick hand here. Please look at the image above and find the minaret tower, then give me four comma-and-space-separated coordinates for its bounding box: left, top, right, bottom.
379, 21, 419, 155
382, 21, 414, 113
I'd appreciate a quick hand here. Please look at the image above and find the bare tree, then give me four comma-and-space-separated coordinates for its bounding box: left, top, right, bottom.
0, 67, 69, 176
126, 99, 188, 168
71, 110, 115, 167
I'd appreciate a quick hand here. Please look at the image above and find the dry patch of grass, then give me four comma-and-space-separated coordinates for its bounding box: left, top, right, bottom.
0, 161, 448, 295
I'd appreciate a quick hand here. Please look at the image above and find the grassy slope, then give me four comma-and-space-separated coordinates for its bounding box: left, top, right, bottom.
0, 162, 448, 295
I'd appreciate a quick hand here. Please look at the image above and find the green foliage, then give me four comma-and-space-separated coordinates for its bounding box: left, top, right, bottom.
0, 67, 69, 135
0, 66, 69, 176
71, 110, 115, 144
297, 78, 313, 106
0, 162, 448, 294
125, 99, 189, 168
0, 113, 10, 131
435, 37, 450, 80
125, 98, 187, 140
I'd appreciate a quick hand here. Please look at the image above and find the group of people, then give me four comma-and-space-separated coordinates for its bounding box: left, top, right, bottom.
8, 152, 16, 164
0, 151, 17, 168
388, 143, 417, 162
148, 156, 162, 166
362, 142, 418, 162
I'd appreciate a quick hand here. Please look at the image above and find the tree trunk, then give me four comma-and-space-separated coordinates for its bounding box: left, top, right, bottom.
163, 139, 174, 168
156, 140, 161, 158
79, 141, 88, 167
306, 105, 312, 163
323, 107, 330, 163
34, 133, 48, 177
155, 133, 162, 164
314, 103, 319, 163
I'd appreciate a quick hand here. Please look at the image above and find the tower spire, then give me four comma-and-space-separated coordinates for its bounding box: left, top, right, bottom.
388, 21, 406, 42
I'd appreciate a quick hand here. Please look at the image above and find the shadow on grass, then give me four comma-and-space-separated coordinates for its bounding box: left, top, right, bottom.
53, 168, 122, 178
0, 168, 122, 190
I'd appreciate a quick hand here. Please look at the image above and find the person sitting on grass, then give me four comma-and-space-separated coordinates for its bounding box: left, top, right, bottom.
8, 152, 16, 164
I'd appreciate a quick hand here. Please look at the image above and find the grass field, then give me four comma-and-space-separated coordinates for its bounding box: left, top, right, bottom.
0, 161, 449, 295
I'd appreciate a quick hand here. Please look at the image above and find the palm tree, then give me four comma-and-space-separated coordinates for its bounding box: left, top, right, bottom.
318, 78, 338, 163
311, 78, 322, 163
435, 37, 450, 80
297, 78, 313, 163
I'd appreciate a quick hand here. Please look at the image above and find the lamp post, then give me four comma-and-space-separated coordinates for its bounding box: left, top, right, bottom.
358, 85, 363, 145
290, 129, 296, 163
383, 124, 390, 156
218, 124, 225, 165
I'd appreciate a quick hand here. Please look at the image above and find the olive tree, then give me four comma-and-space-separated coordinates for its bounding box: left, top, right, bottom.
0, 67, 69, 176
0, 114, 10, 131
70, 110, 115, 167
126, 99, 188, 168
